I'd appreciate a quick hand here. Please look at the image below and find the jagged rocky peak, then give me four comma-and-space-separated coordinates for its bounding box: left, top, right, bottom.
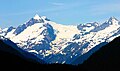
108, 17, 119, 25
77, 22, 99, 30
109, 16, 118, 21
86, 22, 99, 27
27, 14, 44, 24
7, 26, 15, 32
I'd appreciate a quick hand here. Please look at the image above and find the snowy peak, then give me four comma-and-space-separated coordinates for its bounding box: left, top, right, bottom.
108, 17, 119, 25
26, 14, 45, 26
33, 14, 50, 21
109, 17, 118, 21
13, 14, 52, 35
13, 14, 45, 35
27, 14, 44, 24
33, 14, 41, 19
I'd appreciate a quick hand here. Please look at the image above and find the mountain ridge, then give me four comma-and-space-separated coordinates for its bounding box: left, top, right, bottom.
0, 14, 120, 64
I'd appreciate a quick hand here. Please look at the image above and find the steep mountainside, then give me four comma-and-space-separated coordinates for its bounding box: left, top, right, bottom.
80, 36, 120, 71
0, 36, 45, 64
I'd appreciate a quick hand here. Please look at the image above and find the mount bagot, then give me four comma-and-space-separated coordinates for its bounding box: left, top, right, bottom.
0, 14, 120, 64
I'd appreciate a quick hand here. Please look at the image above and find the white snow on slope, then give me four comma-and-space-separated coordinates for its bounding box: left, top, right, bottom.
5, 29, 16, 39
48, 21, 80, 41
11, 23, 45, 48
82, 24, 120, 54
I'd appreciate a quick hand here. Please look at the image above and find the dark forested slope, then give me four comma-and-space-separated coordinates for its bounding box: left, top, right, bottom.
81, 36, 120, 71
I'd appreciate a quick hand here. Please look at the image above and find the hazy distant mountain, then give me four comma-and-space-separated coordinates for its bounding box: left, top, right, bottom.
0, 14, 120, 64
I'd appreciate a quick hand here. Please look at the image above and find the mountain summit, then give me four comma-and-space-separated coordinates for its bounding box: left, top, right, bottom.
109, 16, 118, 21
34, 14, 41, 19
108, 17, 119, 25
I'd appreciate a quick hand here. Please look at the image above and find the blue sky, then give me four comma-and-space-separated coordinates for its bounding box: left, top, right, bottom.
0, 0, 120, 28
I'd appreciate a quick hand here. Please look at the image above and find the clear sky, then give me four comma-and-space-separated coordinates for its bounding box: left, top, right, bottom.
0, 0, 120, 28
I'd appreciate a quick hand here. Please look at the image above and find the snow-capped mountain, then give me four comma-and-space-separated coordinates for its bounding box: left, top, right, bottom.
0, 14, 120, 64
